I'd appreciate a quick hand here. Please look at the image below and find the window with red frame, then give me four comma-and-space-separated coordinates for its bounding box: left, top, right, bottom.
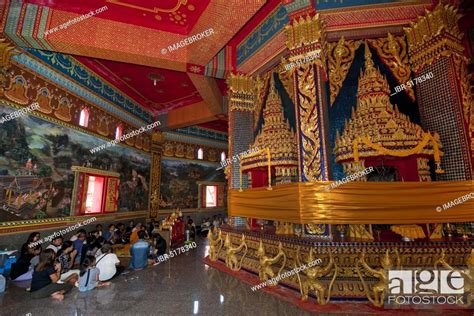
204, 185, 217, 208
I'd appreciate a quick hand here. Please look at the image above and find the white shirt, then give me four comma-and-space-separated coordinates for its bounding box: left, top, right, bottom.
46, 244, 60, 253
96, 253, 120, 281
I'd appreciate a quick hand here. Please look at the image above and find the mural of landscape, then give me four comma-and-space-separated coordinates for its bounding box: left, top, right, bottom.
160, 158, 225, 209
0, 104, 151, 222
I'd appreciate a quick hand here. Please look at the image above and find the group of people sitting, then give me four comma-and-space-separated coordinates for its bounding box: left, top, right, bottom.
9, 220, 167, 301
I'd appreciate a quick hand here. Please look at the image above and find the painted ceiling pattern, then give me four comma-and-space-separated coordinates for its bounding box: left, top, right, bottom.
24, 0, 211, 34
237, 5, 288, 67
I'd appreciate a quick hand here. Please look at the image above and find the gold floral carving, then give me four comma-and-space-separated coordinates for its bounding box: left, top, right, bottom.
253, 73, 271, 129
227, 73, 257, 112
296, 65, 322, 180
327, 37, 361, 106
368, 33, 414, 101
404, 3, 464, 73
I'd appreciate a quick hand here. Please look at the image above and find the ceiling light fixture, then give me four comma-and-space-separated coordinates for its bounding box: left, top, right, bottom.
147, 73, 164, 87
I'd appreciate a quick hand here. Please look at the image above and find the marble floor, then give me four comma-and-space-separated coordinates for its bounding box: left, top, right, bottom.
0, 238, 317, 316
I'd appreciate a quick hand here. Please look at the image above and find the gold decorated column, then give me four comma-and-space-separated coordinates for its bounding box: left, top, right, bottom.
404, 3, 473, 180
149, 131, 164, 219
226, 73, 257, 189
284, 13, 331, 181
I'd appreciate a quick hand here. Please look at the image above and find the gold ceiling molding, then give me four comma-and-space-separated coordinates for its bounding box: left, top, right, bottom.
327, 37, 361, 106
285, 14, 327, 51
227, 73, 257, 112
404, 3, 464, 73
368, 33, 414, 101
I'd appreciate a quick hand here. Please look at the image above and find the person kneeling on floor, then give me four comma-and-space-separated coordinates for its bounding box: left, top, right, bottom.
29, 249, 77, 300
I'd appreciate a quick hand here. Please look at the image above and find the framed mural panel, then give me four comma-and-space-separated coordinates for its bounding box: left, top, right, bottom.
0, 103, 151, 224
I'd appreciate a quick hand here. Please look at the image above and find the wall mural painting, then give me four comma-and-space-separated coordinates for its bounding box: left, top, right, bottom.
0, 104, 151, 222
160, 158, 225, 210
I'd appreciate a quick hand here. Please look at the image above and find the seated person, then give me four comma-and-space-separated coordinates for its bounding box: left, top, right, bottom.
29, 249, 77, 300
185, 219, 196, 241
102, 224, 117, 244
80, 235, 98, 265
95, 224, 104, 237
10, 245, 42, 281
154, 233, 167, 257
129, 223, 143, 245
115, 223, 126, 244
20, 232, 41, 257
45, 236, 63, 253
70, 229, 88, 242
129, 231, 152, 270
56, 241, 79, 282
201, 218, 211, 237
78, 256, 110, 292
72, 231, 87, 264
96, 244, 124, 281
88, 237, 106, 257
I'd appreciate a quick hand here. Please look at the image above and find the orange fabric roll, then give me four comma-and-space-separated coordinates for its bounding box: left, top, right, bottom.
228, 181, 474, 224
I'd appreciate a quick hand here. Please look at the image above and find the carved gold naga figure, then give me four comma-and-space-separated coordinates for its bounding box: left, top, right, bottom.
224, 234, 248, 271
207, 227, 223, 262
257, 240, 287, 283
356, 249, 400, 307
434, 248, 474, 307
295, 246, 338, 304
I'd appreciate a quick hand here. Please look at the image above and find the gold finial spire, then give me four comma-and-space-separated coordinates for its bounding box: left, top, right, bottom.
364, 42, 375, 73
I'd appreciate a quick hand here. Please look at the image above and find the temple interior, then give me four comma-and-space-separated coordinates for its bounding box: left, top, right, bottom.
0, 0, 474, 315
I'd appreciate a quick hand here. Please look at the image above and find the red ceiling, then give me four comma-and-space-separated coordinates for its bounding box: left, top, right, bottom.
25, 0, 211, 34
75, 56, 203, 113
198, 119, 228, 133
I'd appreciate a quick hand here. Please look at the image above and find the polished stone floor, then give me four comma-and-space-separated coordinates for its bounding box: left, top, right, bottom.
0, 238, 316, 316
